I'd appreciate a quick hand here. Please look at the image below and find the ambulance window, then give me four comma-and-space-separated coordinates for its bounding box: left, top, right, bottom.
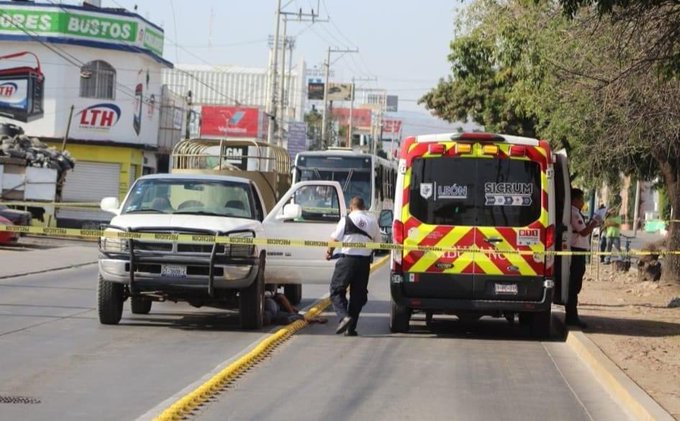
408, 157, 542, 227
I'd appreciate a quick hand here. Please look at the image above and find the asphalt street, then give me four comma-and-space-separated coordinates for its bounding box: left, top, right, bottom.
0, 251, 631, 421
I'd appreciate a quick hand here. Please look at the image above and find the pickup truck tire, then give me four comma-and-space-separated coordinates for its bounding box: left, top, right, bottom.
389, 300, 411, 333
284, 284, 302, 306
130, 296, 152, 314
98, 276, 124, 325
240, 257, 265, 329
530, 309, 551, 339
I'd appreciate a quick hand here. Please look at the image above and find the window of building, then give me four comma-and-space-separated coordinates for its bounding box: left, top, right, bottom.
80, 60, 116, 99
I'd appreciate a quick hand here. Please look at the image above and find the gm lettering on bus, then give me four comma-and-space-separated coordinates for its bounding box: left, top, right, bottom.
78, 103, 121, 130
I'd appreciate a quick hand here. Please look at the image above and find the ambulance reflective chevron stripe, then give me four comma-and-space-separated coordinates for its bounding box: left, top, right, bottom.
397, 136, 552, 278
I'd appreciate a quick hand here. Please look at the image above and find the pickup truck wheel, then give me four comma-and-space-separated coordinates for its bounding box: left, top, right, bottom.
130, 296, 152, 314
98, 276, 124, 325
240, 260, 265, 330
530, 309, 552, 339
389, 300, 411, 333
284, 284, 302, 306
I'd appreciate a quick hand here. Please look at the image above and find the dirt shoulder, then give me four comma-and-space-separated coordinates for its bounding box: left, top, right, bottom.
579, 262, 680, 419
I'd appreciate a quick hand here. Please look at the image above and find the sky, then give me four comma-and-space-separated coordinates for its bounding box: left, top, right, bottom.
60, 0, 470, 135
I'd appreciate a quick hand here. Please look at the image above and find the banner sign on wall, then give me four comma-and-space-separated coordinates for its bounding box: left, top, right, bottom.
0, 5, 164, 57
327, 83, 353, 101
200, 106, 265, 138
0, 51, 44, 122
331, 108, 372, 129
382, 119, 402, 134
287, 121, 307, 161
307, 82, 324, 100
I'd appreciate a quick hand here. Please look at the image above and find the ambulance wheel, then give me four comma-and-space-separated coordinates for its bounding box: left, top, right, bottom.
530, 309, 551, 339
518, 312, 532, 326
390, 300, 411, 333
284, 284, 302, 306
425, 311, 434, 328
130, 296, 152, 314
98, 276, 124, 325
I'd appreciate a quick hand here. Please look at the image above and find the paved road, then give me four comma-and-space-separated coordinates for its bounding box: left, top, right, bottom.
0, 249, 631, 421
197, 263, 631, 421
0, 262, 325, 421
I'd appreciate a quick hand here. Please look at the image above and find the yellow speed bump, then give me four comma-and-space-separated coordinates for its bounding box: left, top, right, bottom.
153, 256, 388, 421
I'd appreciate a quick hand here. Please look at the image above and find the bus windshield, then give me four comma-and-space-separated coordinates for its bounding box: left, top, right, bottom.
296, 155, 373, 209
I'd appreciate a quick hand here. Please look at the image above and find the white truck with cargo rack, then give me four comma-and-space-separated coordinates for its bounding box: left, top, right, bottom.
98, 171, 355, 329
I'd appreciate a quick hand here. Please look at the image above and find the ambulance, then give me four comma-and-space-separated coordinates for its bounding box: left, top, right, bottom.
389, 132, 571, 337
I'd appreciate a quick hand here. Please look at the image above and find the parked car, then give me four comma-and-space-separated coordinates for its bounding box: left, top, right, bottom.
0, 205, 32, 227
0, 215, 18, 245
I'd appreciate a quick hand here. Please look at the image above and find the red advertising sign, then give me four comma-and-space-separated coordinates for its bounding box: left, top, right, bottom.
383, 119, 402, 134
200, 106, 263, 138
331, 108, 372, 129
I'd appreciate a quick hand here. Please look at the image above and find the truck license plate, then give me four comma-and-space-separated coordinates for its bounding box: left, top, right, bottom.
495, 283, 518, 295
161, 264, 187, 278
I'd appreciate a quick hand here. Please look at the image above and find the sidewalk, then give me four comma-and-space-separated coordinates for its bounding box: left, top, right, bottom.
0, 245, 98, 278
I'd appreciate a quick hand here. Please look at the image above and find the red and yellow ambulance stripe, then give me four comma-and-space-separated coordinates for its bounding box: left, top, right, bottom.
399, 139, 552, 277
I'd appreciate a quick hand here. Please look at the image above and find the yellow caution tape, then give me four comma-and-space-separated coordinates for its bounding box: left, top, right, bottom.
0, 224, 676, 257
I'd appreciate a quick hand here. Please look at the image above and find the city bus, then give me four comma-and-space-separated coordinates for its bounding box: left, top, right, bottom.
292, 149, 397, 216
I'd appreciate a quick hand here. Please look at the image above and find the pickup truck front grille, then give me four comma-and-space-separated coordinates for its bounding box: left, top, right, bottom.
178, 244, 226, 254
135, 242, 173, 252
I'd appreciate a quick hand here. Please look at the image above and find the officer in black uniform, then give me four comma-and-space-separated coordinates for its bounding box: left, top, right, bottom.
326, 196, 380, 336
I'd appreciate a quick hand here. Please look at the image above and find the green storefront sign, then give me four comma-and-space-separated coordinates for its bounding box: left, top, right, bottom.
0, 6, 163, 56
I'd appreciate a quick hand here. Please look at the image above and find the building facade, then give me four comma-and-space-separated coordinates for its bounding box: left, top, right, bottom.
0, 1, 177, 226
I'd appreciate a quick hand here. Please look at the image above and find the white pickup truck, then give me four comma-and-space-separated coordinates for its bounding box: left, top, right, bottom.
98, 173, 370, 329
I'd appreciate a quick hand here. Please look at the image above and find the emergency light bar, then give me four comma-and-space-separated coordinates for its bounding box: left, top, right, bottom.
450, 132, 505, 142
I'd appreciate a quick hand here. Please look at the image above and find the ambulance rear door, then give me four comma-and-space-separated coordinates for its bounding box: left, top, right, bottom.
474, 145, 547, 302
402, 151, 477, 299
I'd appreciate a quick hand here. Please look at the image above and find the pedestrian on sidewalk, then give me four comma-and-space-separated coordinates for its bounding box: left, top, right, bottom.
325, 196, 380, 336
567, 188, 602, 328
603, 207, 622, 264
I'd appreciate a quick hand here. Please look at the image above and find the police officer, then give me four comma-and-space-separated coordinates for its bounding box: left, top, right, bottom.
326, 196, 380, 336
568, 188, 601, 328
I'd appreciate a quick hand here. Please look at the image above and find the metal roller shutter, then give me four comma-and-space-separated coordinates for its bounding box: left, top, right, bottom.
57, 161, 121, 225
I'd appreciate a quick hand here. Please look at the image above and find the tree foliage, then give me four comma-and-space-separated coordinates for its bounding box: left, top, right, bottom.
421, 0, 680, 280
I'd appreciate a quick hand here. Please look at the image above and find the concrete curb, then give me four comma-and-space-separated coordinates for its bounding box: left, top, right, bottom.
560, 321, 674, 420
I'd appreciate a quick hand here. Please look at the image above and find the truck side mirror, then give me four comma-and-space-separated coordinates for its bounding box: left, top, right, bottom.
278, 203, 302, 220
100, 197, 120, 214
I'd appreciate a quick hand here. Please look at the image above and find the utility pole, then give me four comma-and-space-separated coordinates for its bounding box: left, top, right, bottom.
266, 0, 282, 145
269, 7, 324, 146
321, 47, 359, 148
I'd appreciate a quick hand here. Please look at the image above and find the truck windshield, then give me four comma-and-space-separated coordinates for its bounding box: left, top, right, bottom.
122, 179, 254, 219
296, 156, 372, 209
408, 157, 542, 227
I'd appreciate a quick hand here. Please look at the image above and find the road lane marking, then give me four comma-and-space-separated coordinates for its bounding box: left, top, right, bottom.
148, 255, 389, 421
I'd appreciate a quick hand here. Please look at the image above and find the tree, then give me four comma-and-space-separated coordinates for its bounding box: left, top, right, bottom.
421, 0, 680, 281
304, 106, 322, 150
